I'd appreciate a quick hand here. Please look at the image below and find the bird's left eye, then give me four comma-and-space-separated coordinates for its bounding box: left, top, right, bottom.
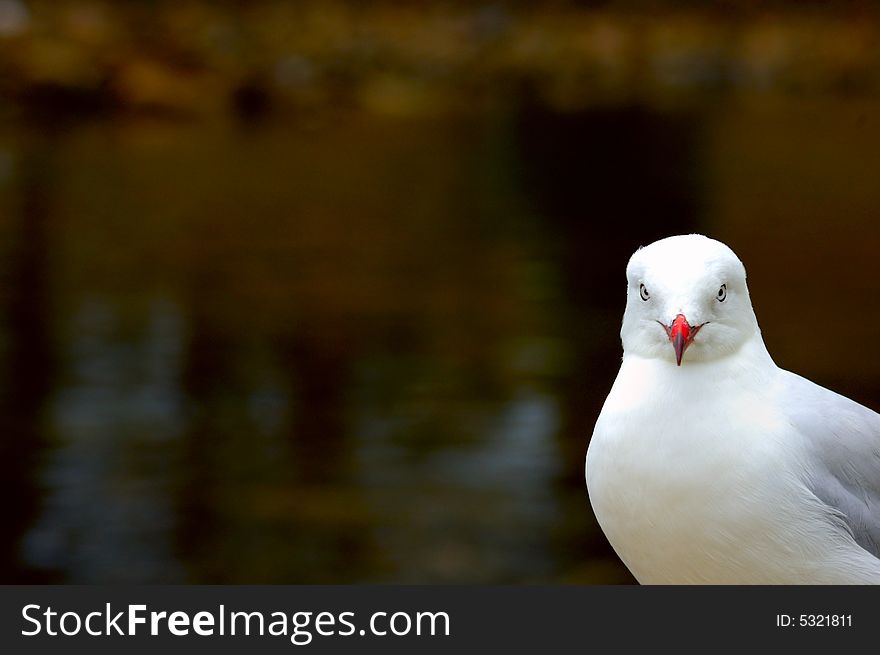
717, 284, 727, 302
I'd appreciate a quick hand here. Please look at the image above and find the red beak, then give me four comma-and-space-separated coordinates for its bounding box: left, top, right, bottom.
666, 314, 700, 366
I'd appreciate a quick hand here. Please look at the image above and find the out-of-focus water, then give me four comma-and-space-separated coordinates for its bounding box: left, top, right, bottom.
1, 94, 880, 583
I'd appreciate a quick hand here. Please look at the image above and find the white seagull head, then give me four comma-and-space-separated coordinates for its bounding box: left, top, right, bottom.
621, 234, 761, 366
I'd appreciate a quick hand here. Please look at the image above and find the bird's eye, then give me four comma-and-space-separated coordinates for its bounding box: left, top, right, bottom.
639, 283, 650, 301
717, 284, 727, 302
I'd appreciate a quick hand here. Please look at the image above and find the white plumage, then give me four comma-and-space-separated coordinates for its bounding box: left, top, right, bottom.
585, 234, 880, 584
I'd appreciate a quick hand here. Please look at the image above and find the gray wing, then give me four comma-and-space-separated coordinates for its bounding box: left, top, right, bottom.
781, 370, 880, 558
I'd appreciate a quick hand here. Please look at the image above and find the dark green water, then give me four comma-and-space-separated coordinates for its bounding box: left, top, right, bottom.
1, 95, 879, 583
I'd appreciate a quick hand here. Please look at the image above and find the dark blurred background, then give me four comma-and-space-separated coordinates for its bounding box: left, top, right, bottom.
1, 0, 880, 583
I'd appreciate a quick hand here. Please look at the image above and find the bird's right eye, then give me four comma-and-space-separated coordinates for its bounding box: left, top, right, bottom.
639, 283, 650, 301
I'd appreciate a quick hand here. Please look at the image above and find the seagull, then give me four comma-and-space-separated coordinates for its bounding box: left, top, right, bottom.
585, 234, 880, 584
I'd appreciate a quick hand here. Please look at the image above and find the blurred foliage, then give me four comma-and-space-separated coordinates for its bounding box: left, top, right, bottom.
0, 0, 879, 121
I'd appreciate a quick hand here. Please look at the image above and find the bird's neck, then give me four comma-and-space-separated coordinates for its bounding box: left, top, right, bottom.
622, 332, 777, 390
736, 330, 776, 369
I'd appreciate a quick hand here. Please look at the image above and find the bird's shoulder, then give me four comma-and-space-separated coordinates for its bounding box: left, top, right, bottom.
777, 368, 880, 448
